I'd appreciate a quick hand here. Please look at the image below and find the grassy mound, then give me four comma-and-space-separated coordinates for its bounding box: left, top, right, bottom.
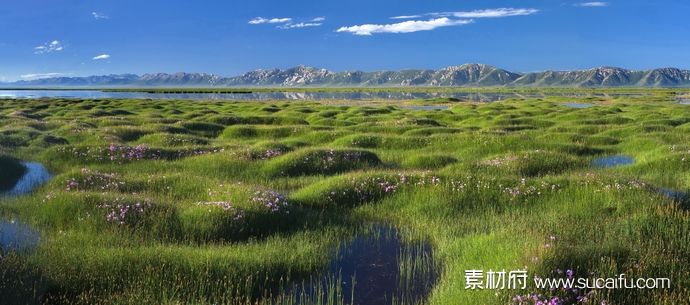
263, 148, 381, 177
332, 134, 429, 149
221, 125, 312, 140
402, 154, 458, 169
291, 173, 402, 207
481, 150, 587, 177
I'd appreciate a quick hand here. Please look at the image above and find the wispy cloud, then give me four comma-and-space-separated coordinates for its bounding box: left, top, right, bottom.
93, 54, 110, 60
20, 72, 68, 80
447, 8, 539, 18
92, 11, 109, 19
390, 15, 423, 20
279, 22, 323, 29
251, 16, 326, 30
34, 40, 64, 54
337, 18, 473, 36
340, 8, 537, 36
575, 2, 609, 7
391, 8, 539, 20
249, 17, 292, 25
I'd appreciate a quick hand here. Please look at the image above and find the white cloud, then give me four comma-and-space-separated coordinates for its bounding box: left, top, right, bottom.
390, 15, 423, 20
34, 40, 64, 54
249, 17, 292, 24
93, 54, 110, 60
20, 72, 68, 80
252, 16, 325, 30
337, 17, 473, 36
92, 11, 109, 19
449, 8, 539, 18
575, 2, 609, 7
279, 22, 323, 29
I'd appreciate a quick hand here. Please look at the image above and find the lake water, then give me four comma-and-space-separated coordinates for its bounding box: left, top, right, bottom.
286, 225, 439, 305
591, 155, 635, 168
0, 89, 642, 102
4, 162, 52, 196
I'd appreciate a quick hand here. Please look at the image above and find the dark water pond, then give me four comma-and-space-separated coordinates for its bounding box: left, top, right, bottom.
0, 89, 645, 102
591, 155, 635, 168
563, 102, 595, 109
0, 162, 48, 253
286, 225, 439, 305
0, 219, 40, 253
4, 162, 52, 196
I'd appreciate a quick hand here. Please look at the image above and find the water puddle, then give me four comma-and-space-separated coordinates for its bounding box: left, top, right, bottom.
563, 102, 595, 109
591, 155, 634, 168
660, 189, 689, 209
4, 162, 51, 196
404, 105, 450, 111
679, 100, 690, 105
284, 225, 439, 305
0, 218, 40, 253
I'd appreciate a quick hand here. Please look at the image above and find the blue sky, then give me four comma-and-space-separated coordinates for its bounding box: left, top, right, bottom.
1, 0, 689, 81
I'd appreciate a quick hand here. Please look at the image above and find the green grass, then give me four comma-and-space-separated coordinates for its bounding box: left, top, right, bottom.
1, 90, 690, 304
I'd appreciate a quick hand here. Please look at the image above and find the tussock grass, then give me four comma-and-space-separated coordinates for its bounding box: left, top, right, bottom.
1, 92, 690, 304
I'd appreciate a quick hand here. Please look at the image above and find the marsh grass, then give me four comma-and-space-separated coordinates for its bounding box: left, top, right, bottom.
1, 90, 690, 304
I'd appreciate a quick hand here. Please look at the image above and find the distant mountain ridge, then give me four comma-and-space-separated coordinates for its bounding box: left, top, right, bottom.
5, 64, 690, 87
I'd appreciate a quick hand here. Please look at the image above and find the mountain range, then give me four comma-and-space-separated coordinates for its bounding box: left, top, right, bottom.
4, 64, 690, 87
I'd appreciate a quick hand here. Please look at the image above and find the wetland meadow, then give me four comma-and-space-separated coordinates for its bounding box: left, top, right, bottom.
1, 89, 690, 305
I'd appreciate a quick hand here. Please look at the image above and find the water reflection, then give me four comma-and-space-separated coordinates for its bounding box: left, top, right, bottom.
285, 225, 439, 305
591, 155, 635, 168
563, 102, 595, 109
0, 89, 648, 102
0, 219, 40, 253
5, 162, 51, 196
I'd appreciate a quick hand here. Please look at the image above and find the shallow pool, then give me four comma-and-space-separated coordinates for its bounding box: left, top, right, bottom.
286, 225, 439, 305
0, 219, 40, 253
4, 162, 52, 196
563, 102, 595, 109
591, 155, 635, 168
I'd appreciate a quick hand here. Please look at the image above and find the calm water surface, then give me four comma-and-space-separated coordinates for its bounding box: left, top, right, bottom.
563, 102, 595, 108
4, 162, 52, 196
0, 89, 645, 102
287, 225, 439, 305
0, 219, 40, 253
0, 162, 49, 253
591, 155, 635, 168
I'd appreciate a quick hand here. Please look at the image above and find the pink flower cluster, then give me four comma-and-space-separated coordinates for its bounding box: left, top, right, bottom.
195, 201, 245, 221
98, 198, 152, 225
252, 190, 289, 213
66, 168, 124, 192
